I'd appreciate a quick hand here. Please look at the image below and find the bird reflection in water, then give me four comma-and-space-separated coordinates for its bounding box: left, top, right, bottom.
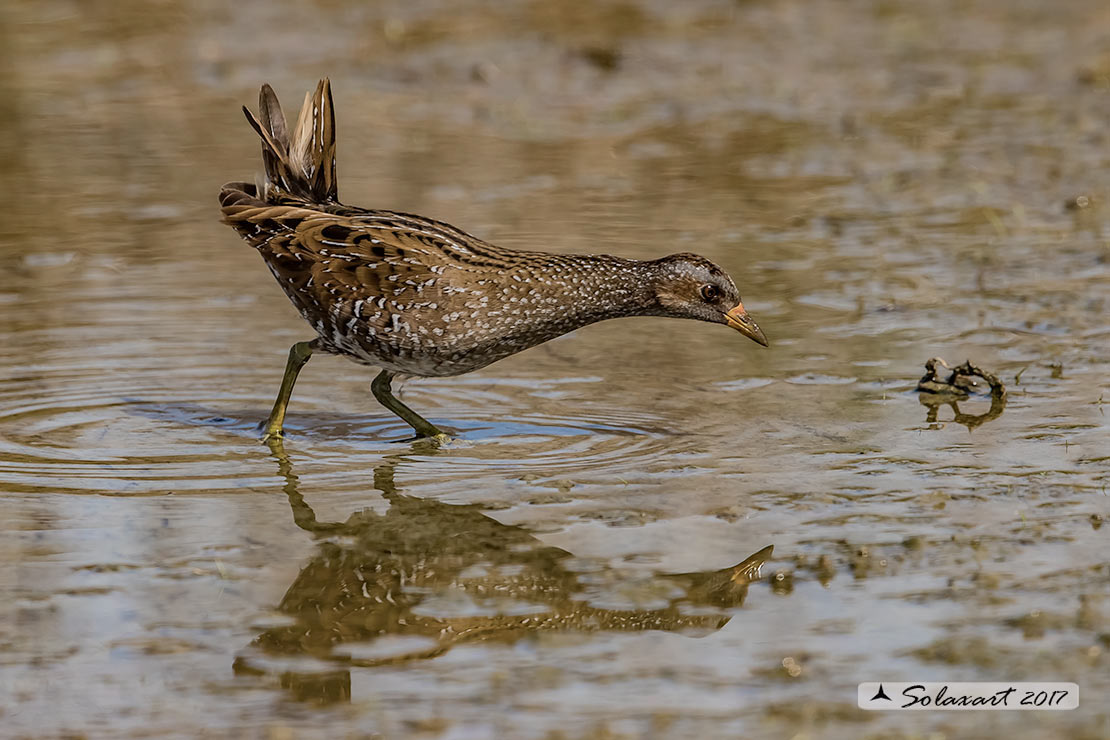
233, 440, 773, 704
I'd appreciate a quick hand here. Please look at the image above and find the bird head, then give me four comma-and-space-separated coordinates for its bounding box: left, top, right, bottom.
651, 253, 768, 347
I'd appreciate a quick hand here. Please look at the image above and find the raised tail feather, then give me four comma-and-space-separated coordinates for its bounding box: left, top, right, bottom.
235, 78, 338, 205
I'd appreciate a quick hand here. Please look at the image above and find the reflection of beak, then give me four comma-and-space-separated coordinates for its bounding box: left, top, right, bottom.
725, 304, 768, 347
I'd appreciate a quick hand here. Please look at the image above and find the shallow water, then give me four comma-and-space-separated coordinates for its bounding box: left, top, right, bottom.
2, 0, 1109, 737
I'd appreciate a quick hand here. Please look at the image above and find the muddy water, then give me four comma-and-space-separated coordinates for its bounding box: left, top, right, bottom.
2, 1, 1109, 737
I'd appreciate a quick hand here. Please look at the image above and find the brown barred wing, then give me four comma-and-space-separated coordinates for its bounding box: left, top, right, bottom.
269, 213, 471, 359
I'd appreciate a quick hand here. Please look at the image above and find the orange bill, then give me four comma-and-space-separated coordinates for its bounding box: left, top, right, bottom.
725, 304, 768, 347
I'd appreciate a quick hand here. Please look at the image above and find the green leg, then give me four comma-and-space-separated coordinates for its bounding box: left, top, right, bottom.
261, 340, 314, 442
370, 370, 449, 442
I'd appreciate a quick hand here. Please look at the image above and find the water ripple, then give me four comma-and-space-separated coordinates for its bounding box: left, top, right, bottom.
0, 376, 687, 495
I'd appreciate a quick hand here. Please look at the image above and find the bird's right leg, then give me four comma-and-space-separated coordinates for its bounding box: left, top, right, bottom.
370, 370, 449, 443
261, 340, 314, 442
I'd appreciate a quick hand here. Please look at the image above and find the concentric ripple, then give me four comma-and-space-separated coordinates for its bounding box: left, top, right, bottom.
0, 381, 275, 495
0, 363, 693, 496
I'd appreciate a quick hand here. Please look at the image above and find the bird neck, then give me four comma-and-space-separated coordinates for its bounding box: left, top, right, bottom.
545, 254, 661, 324
444, 254, 664, 372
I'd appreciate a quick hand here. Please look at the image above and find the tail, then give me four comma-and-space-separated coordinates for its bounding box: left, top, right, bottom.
239, 78, 338, 204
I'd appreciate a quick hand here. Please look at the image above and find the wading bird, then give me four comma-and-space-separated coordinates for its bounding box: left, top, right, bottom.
220, 80, 767, 442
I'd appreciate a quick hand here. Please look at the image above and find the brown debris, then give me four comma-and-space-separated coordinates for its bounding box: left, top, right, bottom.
916, 357, 1008, 430
916, 357, 1006, 398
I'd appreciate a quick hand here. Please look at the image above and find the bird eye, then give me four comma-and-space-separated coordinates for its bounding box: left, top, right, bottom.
699, 284, 720, 302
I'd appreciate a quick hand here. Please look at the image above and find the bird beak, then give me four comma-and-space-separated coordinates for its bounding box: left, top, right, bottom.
725, 304, 768, 347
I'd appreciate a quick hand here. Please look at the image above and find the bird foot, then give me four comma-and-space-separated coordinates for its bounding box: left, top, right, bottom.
258, 421, 284, 444
400, 431, 454, 447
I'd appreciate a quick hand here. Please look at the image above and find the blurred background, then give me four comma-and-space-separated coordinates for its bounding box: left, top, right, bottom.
1, 0, 1109, 738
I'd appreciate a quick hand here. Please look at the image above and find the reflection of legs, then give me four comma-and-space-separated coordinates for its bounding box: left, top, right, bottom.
261, 341, 314, 442
264, 436, 344, 534
370, 370, 448, 441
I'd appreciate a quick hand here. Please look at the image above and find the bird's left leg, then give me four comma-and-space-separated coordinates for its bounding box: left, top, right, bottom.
261, 340, 315, 442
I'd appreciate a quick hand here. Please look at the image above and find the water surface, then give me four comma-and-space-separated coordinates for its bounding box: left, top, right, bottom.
1, 1, 1108, 737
